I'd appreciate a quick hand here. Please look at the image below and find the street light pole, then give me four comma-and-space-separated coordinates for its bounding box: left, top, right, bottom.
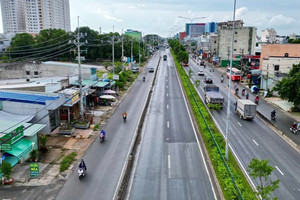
112, 26, 115, 75
225, 0, 237, 161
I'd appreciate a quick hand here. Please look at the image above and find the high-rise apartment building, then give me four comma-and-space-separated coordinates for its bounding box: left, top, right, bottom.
186, 23, 206, 38
1, 0, 70, 34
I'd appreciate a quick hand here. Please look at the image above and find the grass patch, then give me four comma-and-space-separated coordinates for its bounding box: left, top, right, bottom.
171, 50, 256, 200
59, 152, 77, 172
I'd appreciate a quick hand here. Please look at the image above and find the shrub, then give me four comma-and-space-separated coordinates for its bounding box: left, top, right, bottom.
40, 135, 48, 148
1, 161, 12, 180
60, 152, 77, 172
30, 149, 38, 161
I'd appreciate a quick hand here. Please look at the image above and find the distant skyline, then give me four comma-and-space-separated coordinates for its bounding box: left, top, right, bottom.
1, 0, 299, 37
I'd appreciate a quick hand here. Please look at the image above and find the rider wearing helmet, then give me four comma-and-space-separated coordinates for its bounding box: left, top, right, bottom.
79, 159, 87, 171
122, 111, 127, 119
100, 129, 106, 138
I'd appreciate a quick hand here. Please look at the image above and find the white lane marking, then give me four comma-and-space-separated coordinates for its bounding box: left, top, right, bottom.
174, 63, 218, 200
252, 139, 259, 146
238, 122, 242, 127
275, 166, 284, 176
167, 93, 169, 97
168, 155, 171, 178
167, 104, 169, 109
167, 121, 169, 128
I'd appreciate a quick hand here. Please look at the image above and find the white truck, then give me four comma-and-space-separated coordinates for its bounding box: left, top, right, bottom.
236, 99, 257, 120
204, 84, 224, 109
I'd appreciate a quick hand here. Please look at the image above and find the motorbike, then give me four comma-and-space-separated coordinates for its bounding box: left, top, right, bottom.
235, 88, 239, 95
246, 93, 249, 99
123, 115, 127, 122
271, 113, 276, 120
78, 167, 86, 179
255, 99, 259, 104
221, 77, 224, 83
100, 134, 105, 143
290, 127, 299, 134
242, 90, 245, 96
143, 77, 145, 82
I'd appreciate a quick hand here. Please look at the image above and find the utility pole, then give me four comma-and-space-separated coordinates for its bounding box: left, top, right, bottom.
131, 39, 133, 64
225, 0, 237, 161
139, 39, 141, 65
121, 29, 124, 71
77, 16, 84, 118
112, 26, 115, 75
266, 64, 269, 91
99, 27, 101, 34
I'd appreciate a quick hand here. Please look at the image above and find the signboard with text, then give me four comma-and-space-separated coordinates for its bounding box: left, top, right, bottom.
0, 125, 24, 146
1, 143, 12, 151
30, 163, 39, 177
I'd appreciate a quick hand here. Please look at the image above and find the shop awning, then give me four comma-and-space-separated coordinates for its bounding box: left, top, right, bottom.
5, 139, 33, 159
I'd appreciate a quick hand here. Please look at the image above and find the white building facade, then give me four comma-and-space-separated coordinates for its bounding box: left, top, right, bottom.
217, 20, 256, 60
1, 0, 70, 34
261, 28, 277, 43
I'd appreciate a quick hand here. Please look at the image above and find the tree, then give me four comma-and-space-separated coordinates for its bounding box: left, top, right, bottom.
7, 33, 35, 58
1, 161, 12, 180
247, 158, 280, 200
273, 63, 300, 106
177, 51, 189, 63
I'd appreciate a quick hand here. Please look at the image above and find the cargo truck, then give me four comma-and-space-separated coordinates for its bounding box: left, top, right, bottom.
236, 99, 256, 120
204, 84, 224, 109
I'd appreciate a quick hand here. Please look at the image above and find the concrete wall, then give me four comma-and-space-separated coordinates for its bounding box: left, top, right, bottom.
0, 62, 93, 79
218, 27, 256, 60
260, 44, 300, 68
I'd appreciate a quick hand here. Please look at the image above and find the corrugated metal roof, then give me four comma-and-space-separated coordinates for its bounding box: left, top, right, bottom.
0, 120, 45, 138
0, 90, 60, 105
71, 80, 109, 88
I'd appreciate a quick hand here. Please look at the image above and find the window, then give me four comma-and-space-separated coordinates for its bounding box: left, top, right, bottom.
234, 40, 237, 42
34, 71, 38, 75
26, 71, 30, 75
274, 65, 280, 71
235, 31, 238, 34
284, 53, 289, 57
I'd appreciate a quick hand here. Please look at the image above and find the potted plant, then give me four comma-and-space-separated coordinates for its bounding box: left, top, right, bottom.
58, 122, 75, 135
1, 161, 14, 184
29, 149, 38, 162
40, 135, 48, 152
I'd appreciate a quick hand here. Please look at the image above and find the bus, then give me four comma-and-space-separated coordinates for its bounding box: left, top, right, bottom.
227, 67, 242, 81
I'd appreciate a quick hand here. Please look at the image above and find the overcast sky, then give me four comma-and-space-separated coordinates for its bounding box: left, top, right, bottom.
1, 0, 299, 37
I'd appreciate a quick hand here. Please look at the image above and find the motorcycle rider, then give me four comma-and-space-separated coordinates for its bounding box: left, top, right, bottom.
100, 129, 106, 140
246, 92, 249, 99
271, 109, 276, 119
255, 95, 259, 104
143, 76, 145, 82
221, 75, 224, 83
79, 159, 87, 171
122, 111, 127, 120
235, 87, 239, 95
291, 122, 297, 131
242, 88, 245, 96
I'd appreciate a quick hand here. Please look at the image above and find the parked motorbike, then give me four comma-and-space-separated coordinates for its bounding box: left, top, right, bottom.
246, 93, 249, 99
221, 77, 224, 83
78, 167, 86, 179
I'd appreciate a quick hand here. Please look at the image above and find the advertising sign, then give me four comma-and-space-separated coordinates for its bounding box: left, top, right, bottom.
30, 163, 39, 177
0, 125, 24, 145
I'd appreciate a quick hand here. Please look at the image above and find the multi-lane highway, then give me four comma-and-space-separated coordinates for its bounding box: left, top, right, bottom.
186, 56, 300, 199
128, 50, 218, 200
55, 53, 160, 199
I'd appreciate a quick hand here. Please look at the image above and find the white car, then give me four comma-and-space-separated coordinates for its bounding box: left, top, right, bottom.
198, 70, 204, 76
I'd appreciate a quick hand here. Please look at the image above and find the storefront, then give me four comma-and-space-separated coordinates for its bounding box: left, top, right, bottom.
0, 120, 45, 167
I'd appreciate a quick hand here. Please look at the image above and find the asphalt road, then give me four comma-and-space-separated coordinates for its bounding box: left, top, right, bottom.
128, 50, 218, 200
187, 57, 300, 199
55, 53, 160, 200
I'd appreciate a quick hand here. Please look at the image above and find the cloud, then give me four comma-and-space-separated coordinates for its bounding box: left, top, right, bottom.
236, 7, 248, 18
103, 14, 123, 22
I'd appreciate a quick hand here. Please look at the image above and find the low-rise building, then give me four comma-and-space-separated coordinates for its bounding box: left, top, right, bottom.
261, 28, 277, 43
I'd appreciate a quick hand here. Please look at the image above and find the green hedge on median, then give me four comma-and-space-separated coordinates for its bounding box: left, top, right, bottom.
171, 51, 256, 200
